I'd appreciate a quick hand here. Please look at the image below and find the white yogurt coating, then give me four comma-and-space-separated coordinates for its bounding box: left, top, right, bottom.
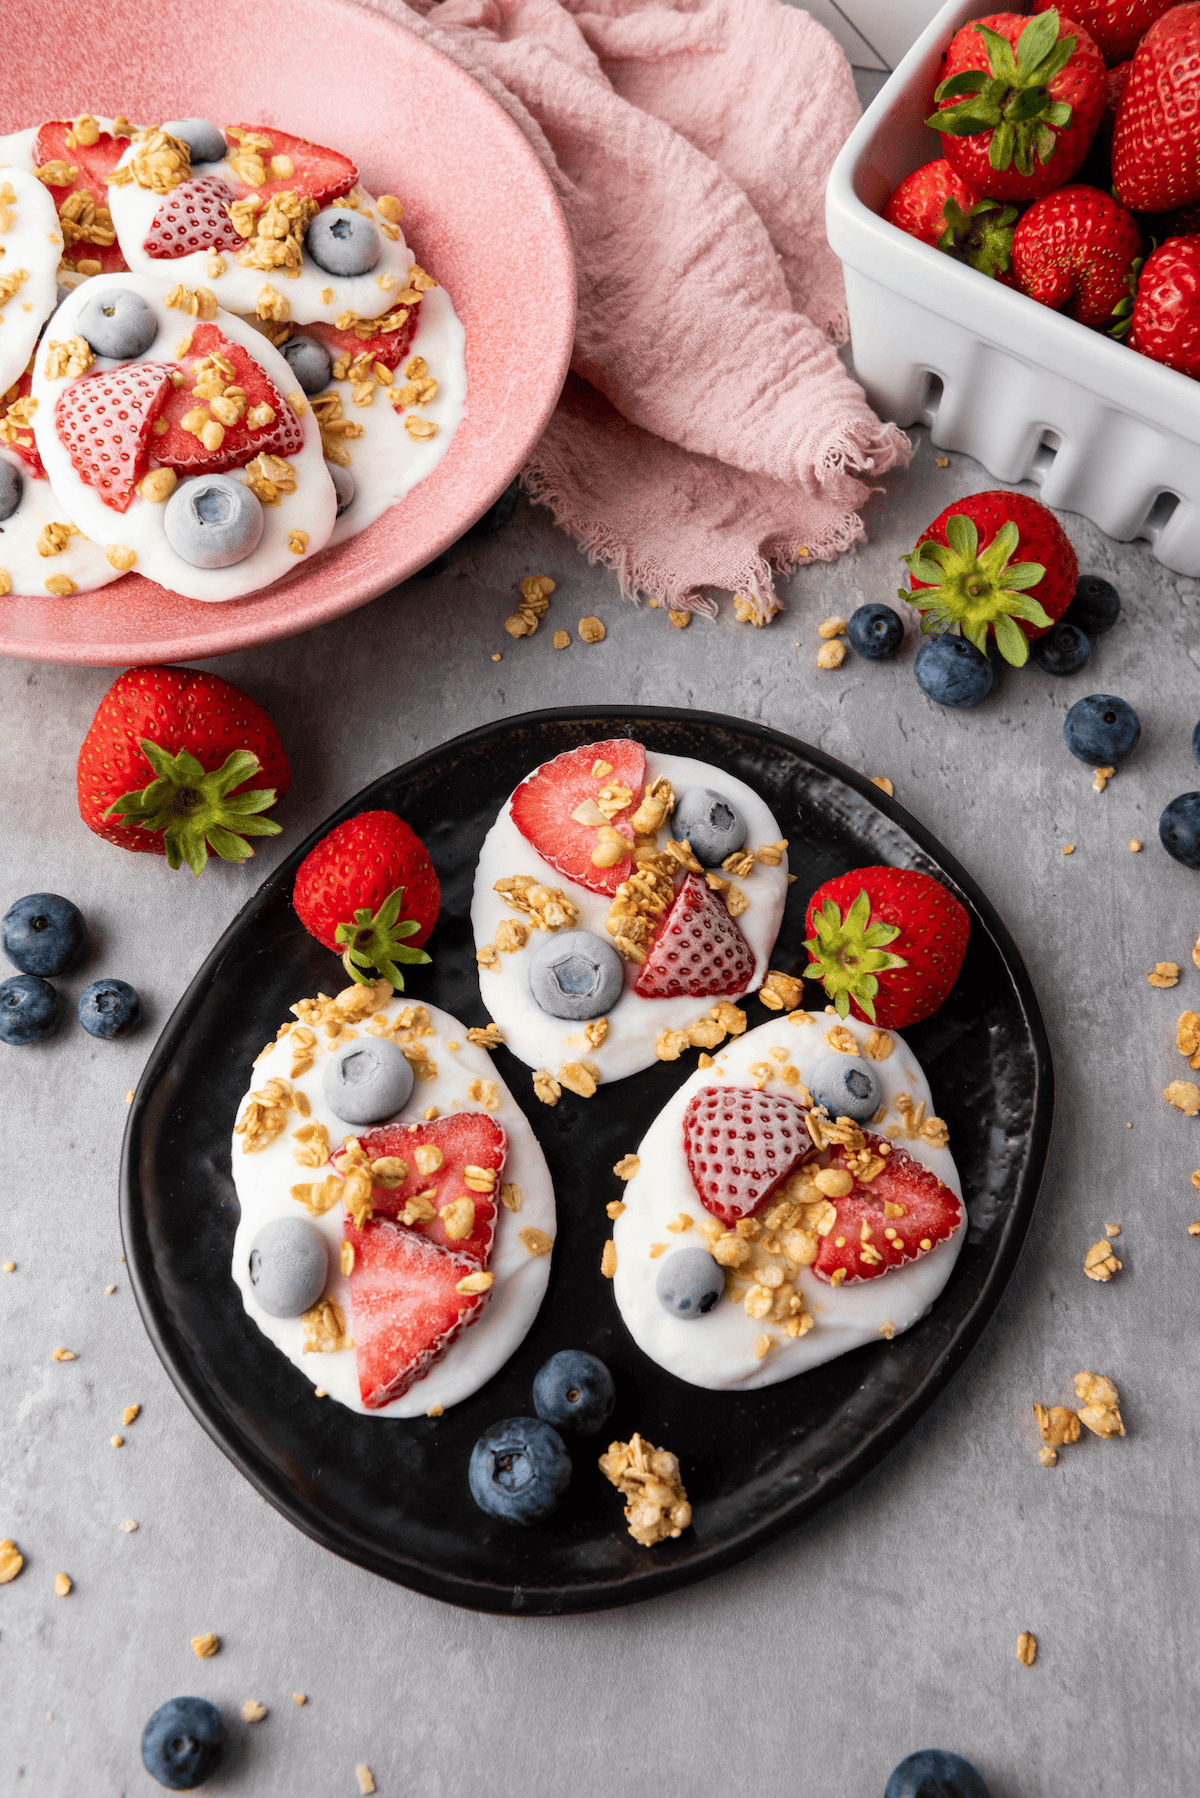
230, 997, 556, 1418
30, 272, 337, 601
0, 127, 43, 172
471, 751, 789, 1084
0, 449, 122, 596
612, 1013, 965, 1391
0, 168, 63, 390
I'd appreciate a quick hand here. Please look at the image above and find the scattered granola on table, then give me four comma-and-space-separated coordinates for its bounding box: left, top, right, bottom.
599, 1434, 691, 1546
1074, 1371, 1125, 1438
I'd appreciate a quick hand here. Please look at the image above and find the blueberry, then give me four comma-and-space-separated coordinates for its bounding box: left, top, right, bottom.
0, 974, 61, 1045
672, 786, 747, 866
847, 602, 904, 659
160, 118, 227, 165
280, 333, 332, 397
532, 1350, 615, 1434
807, 1052, 881, 1123
913, 635, 993, 707
2, 893, 86, 976
655, 1246, 723, 1321
1031, 620, 1090, 676
1063, 573, 1120, 637
78, 977, 141, 1038
247, 1217, 328, 1318
323, 1037, 414, 1124
1063, 693, 1140, 766
141, 1695, 225, 1791
163, 474, 264, 568
468, 1417, 571, 1524
0, 458, 22, 522
884, 1747, 990, 1798
306, 207, 381, 277
469, 480, 520, 539
1192, 719, 1200, 767
527, 929, 625, 1020
329, 461, 356, 517
77, 287, 159, 360
1160, 792, 1200, 867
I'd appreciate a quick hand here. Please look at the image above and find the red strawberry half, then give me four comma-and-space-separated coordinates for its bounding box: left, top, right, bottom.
304, 311, 422, 373
144, 174, 244, 259
804, 866, 970, 1029
226, 124, 358, 208
54, 361, 175, 513
1011, 185, 1141, 329
343, 1114, 506, 1268
153, 322, 303, 475
682, 1086, 810, 1226
811, 1134, 963, 1285
293, 810, 440, 988
1113, 5, 1200, 210
35, 119, 129, 274
342, 1216, 490, 1409
1, 361, 47, 481
510, 738, 646, 897
634, 872, 754, 1001
901, 489, 1078, 664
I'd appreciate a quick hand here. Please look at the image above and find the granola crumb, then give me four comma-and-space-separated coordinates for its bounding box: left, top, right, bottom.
120, 1518, 138, 1533
1188, 1223, 1200, 1235
1084, 1239, 1121, 1281
579, 615, 605, 643
122, 1404, 141, 1426
606, 1200, 626, 1219
2, 1262, 13, 1273
598, 1432, 691, 1546
499, 1182, 523, 1213
870, 776, 893, 796
553, 629, 570, 649
0, 1541, 23, 1584
357, 1766, 376, 1796
1016, 1632, 1036, 1667
105, 1283, 116, 1295
1092, 764, 1115, 793
191, 1633, 220, 1659
1105, 1222, 1121, 1238
601, 1240, 617, 1279
878, 1320, 895, 1340
51, 1348, 76, 1362
1129, 839, 1142, 852
817, 615, 846, 639
1034, 1403, 1080, 1451
293, 1693, 307, 1706
125, 1090, 134, 1104
1062, 844, 1074, 855
816, 639, 846, 669
1165, 1079, 1200, 1115
1177, 1010, 1200, 1069
110, 1434, 123, 1448
1074, 1371, 1125, 1438
54, 1572, 72, 1597
519, 1226, 553, 1258
1039, 1446, 1058, 1467
1148, 961, 1181, 988
242, 1700, 267, 1724
427, 1404, 444, 1418
668, 608, 691, 628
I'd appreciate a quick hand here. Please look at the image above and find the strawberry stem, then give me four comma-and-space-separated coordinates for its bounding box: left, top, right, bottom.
803, 890, 907, 1022
899, 513, 1052, 667
937, 196, 1017, 278
334, 884, 431, 989
103, 739, 281, 876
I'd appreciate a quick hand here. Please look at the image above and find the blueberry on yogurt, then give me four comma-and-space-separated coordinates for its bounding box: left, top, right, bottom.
0, 459, 22, 522
527, 929, 624, 1021
671, 787, 746, 865
468, 1417, 571, 1524
655, 1246, 723, 1321
323, 1036, 414, 1125
807, 1053, 881, 1124
160, 118, 228, 164
306, 207, 381, 277
247, 1217, 329, 1318
280, 333, 332, 397
163, 475, 264, 568
141, 1695, 225, 1791
532, 1351, 615, 1435
329, 461, 356, 517
77, 287, 159, 360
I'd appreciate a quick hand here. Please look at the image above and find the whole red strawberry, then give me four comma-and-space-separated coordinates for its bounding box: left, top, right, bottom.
77, 664, 289, 875
1012, 184, 1141, 326
804, 868, 970, 1029
929, 10, 1106, 202
883, 159, 1018, 278
1128, 236, 1200, 375
1031, 0, 1177, 64
293, 810, 440, 988
1113, 4, 1200, 209
900, 489, 1078, 664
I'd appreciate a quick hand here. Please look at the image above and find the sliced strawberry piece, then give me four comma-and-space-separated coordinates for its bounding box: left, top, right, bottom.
54, 361, 175, 512
510, 738, 646, 897
634, 872, 754, 1000
1, 362, 47, 481
811, 1133, 962, 1286
346, 1114, 506, 1269
153, 322, 303, 475
35, 120, 129, 274
304, 310, 421, 373
683, 1085, 810, 1227
144, 174, 243, 259
227, 124, 357, 208
343, 1216, 490, 1409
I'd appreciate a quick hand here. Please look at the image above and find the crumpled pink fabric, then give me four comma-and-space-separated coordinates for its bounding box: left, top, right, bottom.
356, 0, 913, 616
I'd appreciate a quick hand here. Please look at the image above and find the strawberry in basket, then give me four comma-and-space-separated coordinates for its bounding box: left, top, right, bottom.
1011, 185, 1142, 328
883, 160, 1018, 279
1127, 238, 1200, 378
1031, 0, 1177, 68
928, 10, 1105, 203
1113, 4, 1200, 211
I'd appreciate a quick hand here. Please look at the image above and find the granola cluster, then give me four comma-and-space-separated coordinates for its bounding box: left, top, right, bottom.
598, 1434, 691, 1546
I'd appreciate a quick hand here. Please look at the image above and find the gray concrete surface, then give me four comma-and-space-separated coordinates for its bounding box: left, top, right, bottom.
3, 430, 1199, 1798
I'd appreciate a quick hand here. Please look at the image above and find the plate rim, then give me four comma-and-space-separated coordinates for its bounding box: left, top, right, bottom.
120, 703, 1055, 1612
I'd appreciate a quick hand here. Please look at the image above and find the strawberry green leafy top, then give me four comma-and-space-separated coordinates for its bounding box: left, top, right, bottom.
803, 889, 907, 1022
103, 741, 281, 876
900, 513, 1052, 667
929, 10, 1076, 177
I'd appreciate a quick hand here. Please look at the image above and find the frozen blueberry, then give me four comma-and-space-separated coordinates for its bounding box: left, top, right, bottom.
247, 1216, 329, 1318
280, 333, 332, 396
78, 977, 141, 1038
1063, 693, 1140, 766
160, 118, 227, 165
1063, 573, 1120, 637
807, 1052, 881, 1123
0, 974, 61, 1046
141, 1695, 225, 1791
528, 929, 624, 1021
468, 1417, 571, 1524
655, 1246, 723, 1321
0, 458, 22, 522
2, 893, 86, 976
163, 474, 264, 568
532, 1350, 615, 1434
914, 635, 993, 707
306, 206, 381, 276
672, 786, 747, 866
847, 602, 904, 659
1031, 620, 1090, 676
329, 461, 356, 517
77, 287, 159, 360
323, 1037, 414, 1125
884, 1748, 990, 1798
1160, 792, 1200, 868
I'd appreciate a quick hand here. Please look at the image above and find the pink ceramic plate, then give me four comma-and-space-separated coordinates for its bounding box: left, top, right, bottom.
1, 0, 575, 667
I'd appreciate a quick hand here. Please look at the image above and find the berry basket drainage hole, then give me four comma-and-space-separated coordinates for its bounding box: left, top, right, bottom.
1140, 490, 1180, 541
1028, 430, 1061, 482
918, 371, 944, 427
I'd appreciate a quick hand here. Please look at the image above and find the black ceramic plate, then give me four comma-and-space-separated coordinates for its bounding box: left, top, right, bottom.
121, 707, 1053, 1615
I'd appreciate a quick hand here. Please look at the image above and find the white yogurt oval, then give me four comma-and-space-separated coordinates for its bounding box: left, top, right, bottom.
0, 167, 63, 390
0, 449, 121, 596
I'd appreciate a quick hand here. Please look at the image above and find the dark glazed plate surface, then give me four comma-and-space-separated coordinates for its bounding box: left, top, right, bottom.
121, 707, 1054, 1614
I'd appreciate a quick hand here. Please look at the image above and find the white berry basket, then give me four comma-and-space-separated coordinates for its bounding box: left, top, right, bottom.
826, 0, 1200, 575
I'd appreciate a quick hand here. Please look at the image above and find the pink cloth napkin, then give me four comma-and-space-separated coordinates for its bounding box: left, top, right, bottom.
358, 0, 912, 616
